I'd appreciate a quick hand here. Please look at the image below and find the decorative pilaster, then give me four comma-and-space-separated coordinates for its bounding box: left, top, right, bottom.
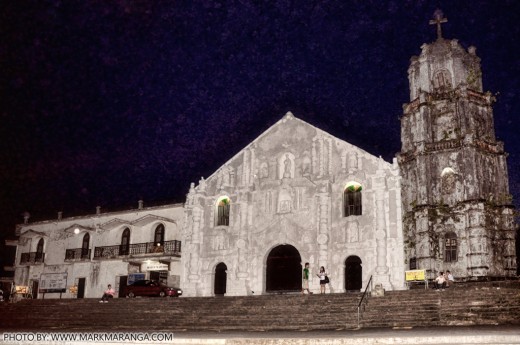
374, 176, 392, 290
317, 191, 330, 269
188, 206, 202, 282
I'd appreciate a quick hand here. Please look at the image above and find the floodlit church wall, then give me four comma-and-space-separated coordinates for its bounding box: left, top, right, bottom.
182, 113, 406, 296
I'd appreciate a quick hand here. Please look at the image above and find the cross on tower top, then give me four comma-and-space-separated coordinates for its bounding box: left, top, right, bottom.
429, 9, 448, 40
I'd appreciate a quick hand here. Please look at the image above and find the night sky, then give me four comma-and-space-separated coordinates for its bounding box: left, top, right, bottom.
1, 0, 520, 257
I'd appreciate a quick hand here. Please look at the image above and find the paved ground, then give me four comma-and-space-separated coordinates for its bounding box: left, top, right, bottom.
169, 326, 520, 344
2, 325, 519, 345
4, 325, 519, 345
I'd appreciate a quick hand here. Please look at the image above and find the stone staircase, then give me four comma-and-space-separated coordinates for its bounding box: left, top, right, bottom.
0, 293, 361, 332
0, 282, 519, 332
361, 285, 520, 328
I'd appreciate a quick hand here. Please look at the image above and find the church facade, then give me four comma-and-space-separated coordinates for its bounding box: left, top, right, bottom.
182, 113, 405, 296
7, 14, 517, 299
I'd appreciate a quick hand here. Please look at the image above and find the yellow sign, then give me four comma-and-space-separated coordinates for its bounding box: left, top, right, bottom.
405, 269, 425, 281
15, 286, 29, 294
69, 285, 78, 294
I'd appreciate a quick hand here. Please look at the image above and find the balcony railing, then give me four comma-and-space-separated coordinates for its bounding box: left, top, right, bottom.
93, 240, 181, 259
20, 252, 45, 265
65, 248, 91, 261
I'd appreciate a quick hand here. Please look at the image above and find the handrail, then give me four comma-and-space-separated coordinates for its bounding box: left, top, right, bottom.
93, 239, 181, 259
357, 275, 373, 328
20, 252, 45, 265
65, 248, 91, 261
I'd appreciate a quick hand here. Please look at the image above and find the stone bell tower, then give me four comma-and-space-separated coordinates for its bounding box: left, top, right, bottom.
398, 10, 517, 280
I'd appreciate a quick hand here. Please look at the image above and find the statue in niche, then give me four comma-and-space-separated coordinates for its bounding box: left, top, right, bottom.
260, 162, 269, 178
283, 154, 292, 178
441, 168, 456, 194
186, 182, 195, 205
348, 152, 358, 171
198, 177, 206, 192
302, 156, 311, 175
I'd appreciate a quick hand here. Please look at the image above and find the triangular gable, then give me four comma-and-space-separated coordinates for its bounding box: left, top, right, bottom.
19, 229, 48, 238
63, 224, 96, 234
131, 214, 177, 227
99, 218, 129, 231
202, 111, 391, 184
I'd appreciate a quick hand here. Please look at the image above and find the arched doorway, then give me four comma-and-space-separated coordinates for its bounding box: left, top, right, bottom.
345, 256, 362, 291
214, 263, 227, 295
266, 244, 302, 292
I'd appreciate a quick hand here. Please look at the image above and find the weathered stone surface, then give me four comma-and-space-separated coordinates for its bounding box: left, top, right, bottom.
182, 112, 404, 296
398, 33, 517, 279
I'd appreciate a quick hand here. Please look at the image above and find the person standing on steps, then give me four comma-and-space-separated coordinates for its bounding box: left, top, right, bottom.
99, 284, 115, 303
317, 266, 329, 294
301, 262, 312, 295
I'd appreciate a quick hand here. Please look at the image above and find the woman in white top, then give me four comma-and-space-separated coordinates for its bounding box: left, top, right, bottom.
316, 266, 329, 294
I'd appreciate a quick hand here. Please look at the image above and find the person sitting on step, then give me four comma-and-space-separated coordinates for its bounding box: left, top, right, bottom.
99, 284, 115, 303
433, 272, 446, 291
446, 270, 455, 287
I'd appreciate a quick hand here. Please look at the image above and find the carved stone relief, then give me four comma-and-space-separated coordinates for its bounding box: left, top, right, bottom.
346, 221, 359, 243
212, 230, 228, 251
279, 153, 295, 179
259, 162, 269, 178
277, 187, 293, 214
432, 69, 453, 90
301, 155, 311, 176
348, 152, 358, 172
441, 168, 456, 194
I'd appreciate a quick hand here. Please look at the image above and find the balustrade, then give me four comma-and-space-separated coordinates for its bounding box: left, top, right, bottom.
65, 248, 91, 261
93, 240, 181, 259
20, 252, 45, 265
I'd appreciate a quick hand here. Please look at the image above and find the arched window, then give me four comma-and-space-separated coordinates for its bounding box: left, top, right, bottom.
36, 238, 44, 262
344, 182, 362, 217
445, 232, 458, 262
120, 228, 130, 255
216, 196, 230, 226
81, 233, 90, 259
154, 224, 165, 247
